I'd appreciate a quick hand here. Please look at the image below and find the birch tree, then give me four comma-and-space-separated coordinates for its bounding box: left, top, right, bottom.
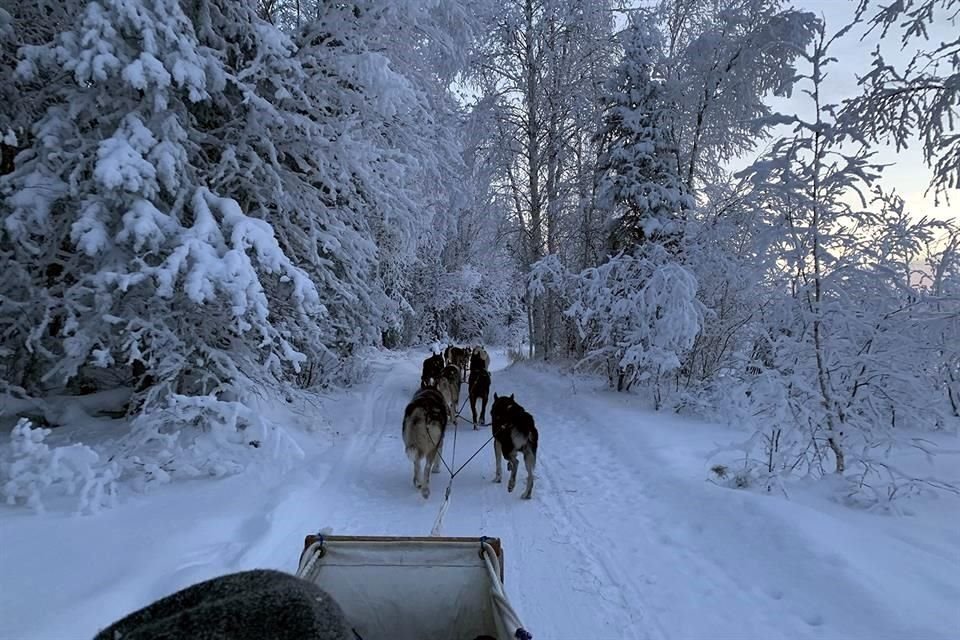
728, 21, 957, 491
842, 0, 960, 199
473, 0, 617, 358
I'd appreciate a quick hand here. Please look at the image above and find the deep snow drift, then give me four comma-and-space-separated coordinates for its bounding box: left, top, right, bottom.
1, 349, 958, 639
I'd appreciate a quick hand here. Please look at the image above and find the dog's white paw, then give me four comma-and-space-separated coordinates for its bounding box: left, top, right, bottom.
421, 486, 430, 499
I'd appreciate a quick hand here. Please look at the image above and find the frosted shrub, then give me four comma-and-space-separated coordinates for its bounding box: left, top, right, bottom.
0, 419, 117, 514
703, 22, 960, 501
566, 246, 703, 402
114, 393, 305, 491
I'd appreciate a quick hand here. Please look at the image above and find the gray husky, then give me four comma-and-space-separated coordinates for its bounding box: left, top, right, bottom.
436, 364, 461, 424
490, 393, 538, 499
445, 345, 471, 382
402, 387, 447, 498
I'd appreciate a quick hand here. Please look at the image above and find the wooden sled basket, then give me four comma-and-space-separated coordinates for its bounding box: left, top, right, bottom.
297, 534, 531, 640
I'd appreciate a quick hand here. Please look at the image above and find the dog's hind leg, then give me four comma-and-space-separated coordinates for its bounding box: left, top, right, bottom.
506, 453, 519, 493
480, 395, 488, 426
521, 447, 536, 499
411, 455, 422, 490
405, 442, 421, 489
471, 396, 479, 429
493, 440, 503, 483
431, 434, 443, 474
421, 449, 437, 499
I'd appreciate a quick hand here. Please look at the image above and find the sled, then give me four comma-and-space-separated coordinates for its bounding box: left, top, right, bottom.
296, 533, 531, 640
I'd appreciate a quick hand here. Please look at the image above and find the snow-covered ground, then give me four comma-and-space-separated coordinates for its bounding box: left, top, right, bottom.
2, 349, 959, 639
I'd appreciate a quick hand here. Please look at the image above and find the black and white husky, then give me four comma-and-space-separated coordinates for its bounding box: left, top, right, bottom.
472, 345, 490, 371
468, 351, 491, 429
402, 387, 447, 499
490, 393, 538, 500
420, 351, 445, 389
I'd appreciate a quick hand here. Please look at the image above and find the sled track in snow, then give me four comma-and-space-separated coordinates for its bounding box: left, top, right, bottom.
480, 366, 662, 640
534, 455, 656, 640
325, 367, 402, 532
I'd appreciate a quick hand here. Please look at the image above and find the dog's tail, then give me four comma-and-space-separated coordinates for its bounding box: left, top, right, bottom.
405, 444, 419, 462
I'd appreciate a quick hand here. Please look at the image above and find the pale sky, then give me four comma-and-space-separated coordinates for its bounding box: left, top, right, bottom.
763, 0, 958, 223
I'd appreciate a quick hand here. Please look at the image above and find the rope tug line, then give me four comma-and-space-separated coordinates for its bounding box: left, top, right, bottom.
429, 371, 495, 537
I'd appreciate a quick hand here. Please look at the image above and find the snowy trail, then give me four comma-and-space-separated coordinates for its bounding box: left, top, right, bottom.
493, 370, 958, 640
2, 349, 958, 639
255, 351, 959, 640
302, 353, 658, 639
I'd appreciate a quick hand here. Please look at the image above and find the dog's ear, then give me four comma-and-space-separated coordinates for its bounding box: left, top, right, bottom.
510, 393, 514, 400
493, 392, 499, 401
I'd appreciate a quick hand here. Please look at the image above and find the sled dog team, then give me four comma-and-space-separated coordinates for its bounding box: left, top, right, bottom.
403, 345, 539, 501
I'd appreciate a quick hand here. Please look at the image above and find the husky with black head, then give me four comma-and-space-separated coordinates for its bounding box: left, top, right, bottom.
490, 393, 538, 499
420, 351, 445, 388
472, 345, 490, 371
402, 387, 447, 498
445, 345, 471, 382
468, 350, 491, 429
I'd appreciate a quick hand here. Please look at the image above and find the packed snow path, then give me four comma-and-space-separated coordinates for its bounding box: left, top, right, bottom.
2, 349, 958, 639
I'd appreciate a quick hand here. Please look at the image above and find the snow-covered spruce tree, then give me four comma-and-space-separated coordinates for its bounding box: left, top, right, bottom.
0, 6, 81, 396
0, 0, 80, 176
593, 15, 693, 256
726, 22, 957, 498
562, 246, 703, 404
251, 0, 488, 354
1, 0, 332, 479
585, 1, 817, 397
551, 14, 701, 399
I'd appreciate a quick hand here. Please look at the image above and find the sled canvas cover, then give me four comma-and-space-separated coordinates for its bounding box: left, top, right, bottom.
296, 534, 529, 640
